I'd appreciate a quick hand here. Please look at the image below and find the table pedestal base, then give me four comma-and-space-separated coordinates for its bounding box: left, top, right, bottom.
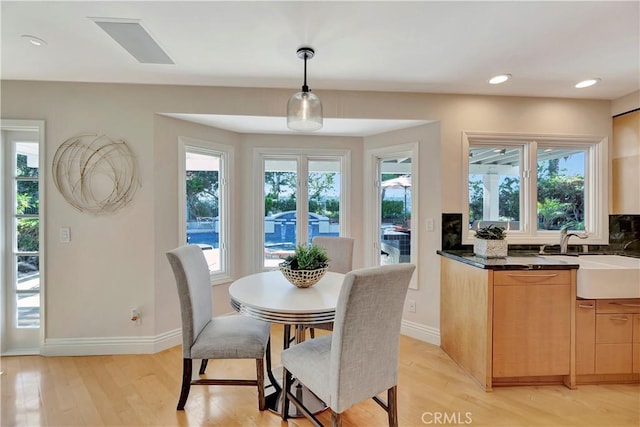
265, 367, 327, 417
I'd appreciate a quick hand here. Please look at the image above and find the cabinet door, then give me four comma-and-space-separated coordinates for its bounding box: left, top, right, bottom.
493, 282, 571, 377
576, 300, 596, 375
595, 314, 633, 373
633, 315, 640, 374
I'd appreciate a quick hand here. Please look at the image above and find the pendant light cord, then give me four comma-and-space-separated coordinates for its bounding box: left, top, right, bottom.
302, 52, 309, 93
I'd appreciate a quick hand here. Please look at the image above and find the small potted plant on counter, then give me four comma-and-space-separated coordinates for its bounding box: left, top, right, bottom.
473, 224, 508, 258
279, 243, 329, 288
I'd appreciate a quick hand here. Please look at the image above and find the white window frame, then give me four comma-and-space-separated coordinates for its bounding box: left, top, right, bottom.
1, 119, 46, 354
364, 142, 419, 289
462, 131, 608, 245
178, 136, 233, 285
253, 148, 350, 272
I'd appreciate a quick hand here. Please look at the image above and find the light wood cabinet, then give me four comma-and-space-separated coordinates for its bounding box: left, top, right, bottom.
576, 298, 640, 380
633, 315, 640, 374
493, 271, 571, 378
575, 300, 596, 375
440, 257, 576, 390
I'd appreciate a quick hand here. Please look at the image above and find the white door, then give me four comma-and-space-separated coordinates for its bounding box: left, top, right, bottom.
364, 123, 437, 290
1, 120, 44, 355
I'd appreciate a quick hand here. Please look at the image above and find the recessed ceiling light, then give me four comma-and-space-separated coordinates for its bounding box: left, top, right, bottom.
489, 74, 511, 85
21, 35, 47, 46
575, 78, 601, 89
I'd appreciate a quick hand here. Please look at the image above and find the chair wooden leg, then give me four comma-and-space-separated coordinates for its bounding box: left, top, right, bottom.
198, 359, 208, 375
256, 358, 265, 411
281, 367, 293, 421
177, 358, 192, 410
331, 410, 342, 427
310, 327, 316, 338
388, 386, 398, 427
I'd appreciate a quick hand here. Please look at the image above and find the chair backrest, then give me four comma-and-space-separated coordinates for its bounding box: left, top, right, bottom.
166, 245, 213, 358
311, 236, 355, 274
329, 263, 416, 413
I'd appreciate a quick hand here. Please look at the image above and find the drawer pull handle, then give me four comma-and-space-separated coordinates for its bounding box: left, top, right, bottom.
609, 316, 629, 321
578, 304, 594, 309
609, 302, 640, 307
505, 274, 559, 278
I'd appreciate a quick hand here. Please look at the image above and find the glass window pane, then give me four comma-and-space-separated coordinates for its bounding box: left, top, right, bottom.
307, 160, 340, 245
468, 146, 521, 230
264, 159, 297, 267
15, 143, 39, 177
16, 256, 40, 291
380, 158, 412, 265
537, 148, 586, 230
185, 151, 221, 272
16, 180, 39, 215
17, 218, 39, 252
17, 293, 40, 328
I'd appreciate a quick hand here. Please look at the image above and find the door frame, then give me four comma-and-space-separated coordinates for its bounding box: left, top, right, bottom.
1, 119, 46, 355
364, 142, 419, 289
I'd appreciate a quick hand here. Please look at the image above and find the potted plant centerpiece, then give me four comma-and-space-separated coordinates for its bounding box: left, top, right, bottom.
279, 243, 330, 288
473, 224, 508, 258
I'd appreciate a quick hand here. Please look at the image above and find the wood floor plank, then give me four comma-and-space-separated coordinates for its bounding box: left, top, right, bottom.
2, 325, 638, 426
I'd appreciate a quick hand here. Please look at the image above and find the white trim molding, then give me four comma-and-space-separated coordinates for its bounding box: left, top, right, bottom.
400, 319, 440, 346
41, 328, 181, 356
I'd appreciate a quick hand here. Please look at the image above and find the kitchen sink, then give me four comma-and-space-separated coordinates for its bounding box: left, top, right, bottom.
539, 255, 640, 299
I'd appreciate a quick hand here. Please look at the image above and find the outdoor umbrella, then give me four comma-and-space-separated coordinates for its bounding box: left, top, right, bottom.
380, 175, 412, 226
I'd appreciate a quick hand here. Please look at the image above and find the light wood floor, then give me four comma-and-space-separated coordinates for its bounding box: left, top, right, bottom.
2, 324, 638, 427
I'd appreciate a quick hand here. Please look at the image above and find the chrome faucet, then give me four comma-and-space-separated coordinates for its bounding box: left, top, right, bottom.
559, 226, 588, 254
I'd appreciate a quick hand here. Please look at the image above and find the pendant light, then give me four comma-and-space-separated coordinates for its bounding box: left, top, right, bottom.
287, 47, 323, 131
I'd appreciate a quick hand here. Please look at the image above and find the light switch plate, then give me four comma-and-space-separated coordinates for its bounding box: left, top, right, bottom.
425, 218, 434, 232
60, 227, 70, 243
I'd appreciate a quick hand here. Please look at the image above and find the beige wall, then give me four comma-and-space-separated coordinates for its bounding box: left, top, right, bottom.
0, 80, 617, 353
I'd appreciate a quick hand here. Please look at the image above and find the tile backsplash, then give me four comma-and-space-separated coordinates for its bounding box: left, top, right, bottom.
441, 213, 640, 254
609, 214, 640, 252
442, 213, 463, 251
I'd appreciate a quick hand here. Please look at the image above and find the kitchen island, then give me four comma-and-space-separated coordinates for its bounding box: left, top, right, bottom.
438, 251, 579, 391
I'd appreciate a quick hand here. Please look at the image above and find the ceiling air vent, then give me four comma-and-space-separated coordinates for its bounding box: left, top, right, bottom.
90, 17, 174, 64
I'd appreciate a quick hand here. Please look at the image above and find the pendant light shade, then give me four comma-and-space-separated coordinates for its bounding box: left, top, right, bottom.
287, 47, 322, 131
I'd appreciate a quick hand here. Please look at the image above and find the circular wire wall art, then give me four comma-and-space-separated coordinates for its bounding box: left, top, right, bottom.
52, 134, 140, 214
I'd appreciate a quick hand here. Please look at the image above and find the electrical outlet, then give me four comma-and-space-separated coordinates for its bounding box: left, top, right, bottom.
130, 308, 141, 325
408, 300, 416, 313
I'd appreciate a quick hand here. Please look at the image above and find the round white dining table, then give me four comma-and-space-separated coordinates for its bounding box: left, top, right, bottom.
229, 270, 345, 416
229, 270, 345, 325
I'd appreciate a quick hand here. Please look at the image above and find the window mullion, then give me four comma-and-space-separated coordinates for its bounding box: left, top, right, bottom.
298, 156, 309, 245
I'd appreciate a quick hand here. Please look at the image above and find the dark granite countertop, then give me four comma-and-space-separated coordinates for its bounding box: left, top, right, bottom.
437, 250, 580, 270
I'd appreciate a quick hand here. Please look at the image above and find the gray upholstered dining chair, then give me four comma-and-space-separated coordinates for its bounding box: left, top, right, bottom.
281, 263, 416, 427
312, 236, 355, 275
166, 245, 271, 411
307, 236, 355, 338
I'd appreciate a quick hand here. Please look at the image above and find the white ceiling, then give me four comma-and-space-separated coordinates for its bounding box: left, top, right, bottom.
2, 1, 639, 135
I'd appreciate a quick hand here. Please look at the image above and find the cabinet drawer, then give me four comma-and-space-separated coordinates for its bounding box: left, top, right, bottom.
595, 343, 632, 374
596, 299, 640, 314
493, 270, 570, 286
596, 314, 633, 343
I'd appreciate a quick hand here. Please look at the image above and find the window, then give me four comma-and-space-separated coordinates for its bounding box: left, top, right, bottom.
179, 137, 232, 283
259, 150, 347, 269
463, 132, 607, 244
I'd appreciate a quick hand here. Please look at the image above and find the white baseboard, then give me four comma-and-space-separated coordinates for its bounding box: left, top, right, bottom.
36, 322, 436, 357
42, 328, 182, 356
400, 319, 440, 346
